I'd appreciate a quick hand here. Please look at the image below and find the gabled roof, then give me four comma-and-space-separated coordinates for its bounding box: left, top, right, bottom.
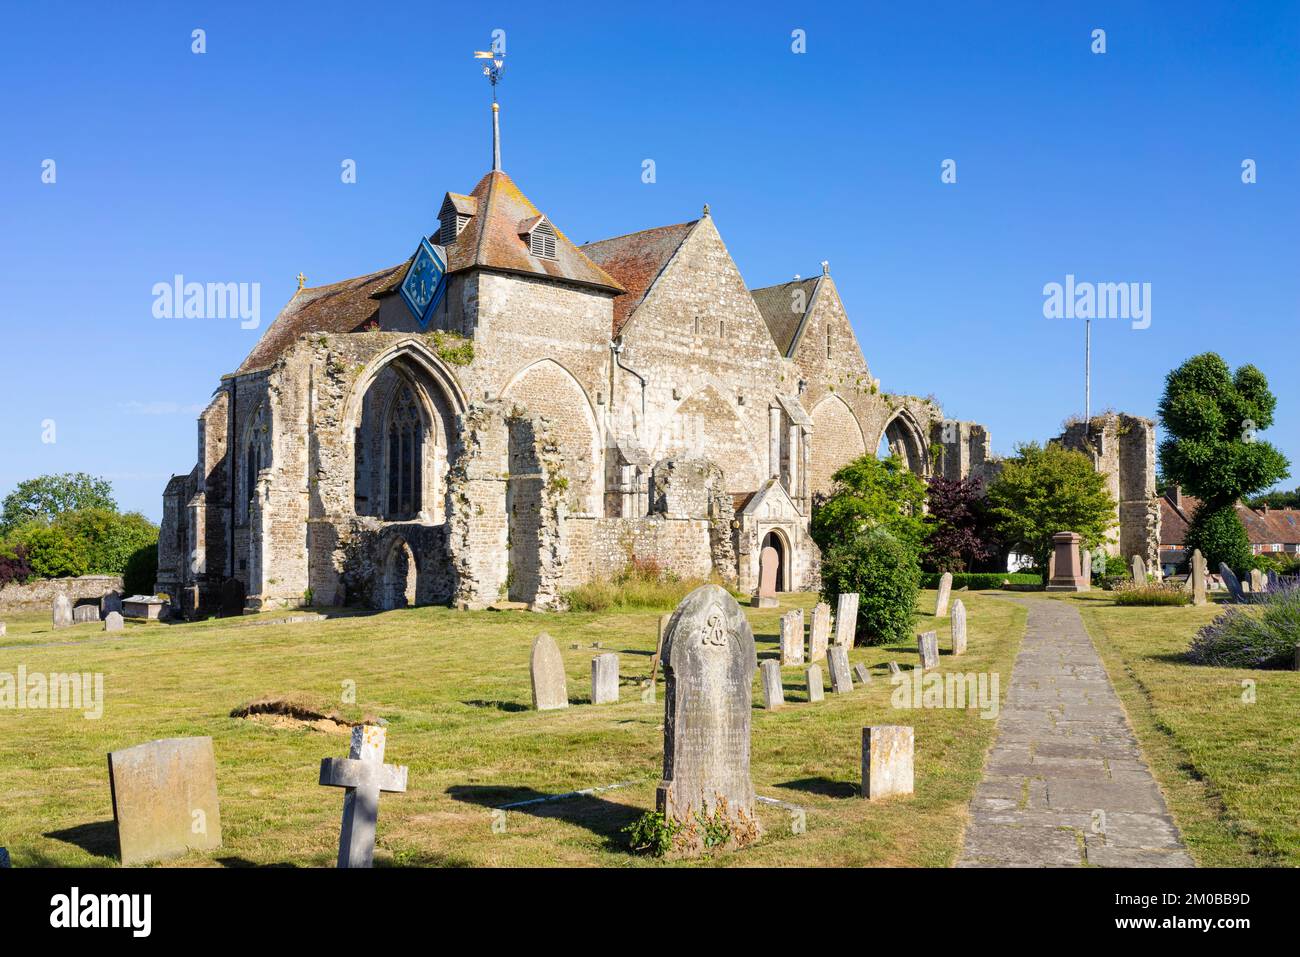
446, 170, 623, 293
1161, 490, 1300, 546
750, 277, 820, 356
580, 220, 699, 335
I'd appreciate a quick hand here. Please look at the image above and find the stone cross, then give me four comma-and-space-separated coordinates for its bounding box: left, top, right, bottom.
934, 572, 953, 618
917, 631, 939, 670
827, 646, 853, 693
752, 546, 779, 608
806, 664, 824, 702
852, 663, 870, 685
834, 593, 859, 647
591, 653, 619, 704
760, 660, 784, 710
1218, 563, 1244, 603
104, 611, 125, 632
950, 599, 967, 655
1131, 554, 1146, 583
656, 584, 757, 835
862, 726, 914, 800
779, 609, 804, 666
52, 594, 72, 629
319, 725, 408, 868
529, 632, 568, 710
1191, 549, 1207, 606
809, 602, 831, 662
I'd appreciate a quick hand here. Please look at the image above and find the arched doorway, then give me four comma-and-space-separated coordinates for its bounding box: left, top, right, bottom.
380, 538, 418, 610
761, 529, 788, 592
878, 409, 929, 477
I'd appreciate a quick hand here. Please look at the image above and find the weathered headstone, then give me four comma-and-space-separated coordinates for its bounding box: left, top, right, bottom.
809, 602, 831, 662
0, 847, 9, 868
1131, 554, 1146, 583
1219, 563, 1244, 602
108, 736, 223, 865
917, 630, 939, 670
529, 632, 568, 711
760, 660, 784, 710
52, 594, 73, 629
778, 608, 804, 666
806, 664, 824, 702
752, 545, 780, 608
591, 653, 620, 704
852, 663, 870, 685
1047, 550, 1056, 582
827, 645, 853, 693
1080, 547, 1091, 582
101, 592, 123, 617
319, 724, 407, 868
833, 593, 859, 647
1191, 549, 1207, 606
934, 572, 953, 617
73, 604, 100, 624
0, 622, 6, 638
950, 599, 967, 655
1267, 569, 1281, 593
861, 726, 914, 800
103, 611, 125, 633
656, 584, 758, 839
888, 660, 901, 677
649, 612, 671, 683
1249, 568, 1265, 595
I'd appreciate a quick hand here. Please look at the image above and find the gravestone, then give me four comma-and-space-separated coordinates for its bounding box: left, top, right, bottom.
1219, 563, 1244, 602
917, 631, 939, 670
101, 592, 123, 617
1267, 570, 1281, 593
752, 545, 779, 608
319, 725, 407, 868
806, 664, 824, 702
529, 633, 568, 711
809, 603, 831, 662
852, 663, 870, 685
650, 612, 671, 683
591, 653, 619, 704
834, 593, 859, 647
103, 611, 125, 633
950, 599, 968, 655
1131, 554, 1146, 583
1080, 547, 1091, 583
0, 622, 6, 638
52, 594, 72, 629
220, 577, 245, 617
861, 726, 914, 800
827, 646, 853, 693
760, 660, 784, 710
1191, 549, 1207, 606
656, 584, 757, 836
934, 572, 953, 618
0, 847, 8, 867
888, 660, 902, 677
1249, 568, 1265, 595
73, 604, 100, 624
108, 736, 223, 865
779, 609, 804, 666
1047, 550, 1056, 582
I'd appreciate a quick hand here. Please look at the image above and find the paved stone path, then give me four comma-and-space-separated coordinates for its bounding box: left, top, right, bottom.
958, 596, 1194, 867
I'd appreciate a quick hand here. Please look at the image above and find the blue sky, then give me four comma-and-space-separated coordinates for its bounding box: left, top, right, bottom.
2, 1, 1297, 521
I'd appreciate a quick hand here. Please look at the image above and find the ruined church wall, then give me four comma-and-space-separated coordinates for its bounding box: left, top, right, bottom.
561, 516, 715, 589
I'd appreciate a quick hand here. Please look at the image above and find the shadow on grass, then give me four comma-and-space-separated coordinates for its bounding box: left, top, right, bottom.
44, 820, 118, 859
215, 856, 301, 868
446, 784, 643, 851
461, 699, 529, 713
775, 777, 859, 799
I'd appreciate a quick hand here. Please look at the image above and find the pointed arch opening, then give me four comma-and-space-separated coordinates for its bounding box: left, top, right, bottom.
878, 408, 929, 477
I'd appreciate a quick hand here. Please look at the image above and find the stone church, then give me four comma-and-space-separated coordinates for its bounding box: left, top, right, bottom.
157, 103, 993, 615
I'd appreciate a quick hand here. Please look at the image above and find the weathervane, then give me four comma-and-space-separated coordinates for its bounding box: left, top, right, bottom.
474, 47, 507, 171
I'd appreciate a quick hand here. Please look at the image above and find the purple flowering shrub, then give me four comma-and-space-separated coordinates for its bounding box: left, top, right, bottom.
1187, 581, 1300, 668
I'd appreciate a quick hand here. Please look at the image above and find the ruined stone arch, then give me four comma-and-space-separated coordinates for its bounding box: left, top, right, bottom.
345, 339, 466, 523
237, 399, 271, 527
662, 385, 764, 494
808, 393, 867, 497
379, 535, 418, 610
501, 358, 602, 516
878, 407, 930, 477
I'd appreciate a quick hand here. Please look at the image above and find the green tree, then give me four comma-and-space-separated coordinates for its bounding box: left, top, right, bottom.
5, 522, 89, 579
1157, 353, 1290, 572
985, 442, 1116, 572
54, 508, 158, 576
820, 527, 920, 646
810, 454, 927, 554
0, 473, 117, 534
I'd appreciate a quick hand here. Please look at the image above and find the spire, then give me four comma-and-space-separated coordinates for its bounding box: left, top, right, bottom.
474, 47, 507, 172
492, 103, 501, 171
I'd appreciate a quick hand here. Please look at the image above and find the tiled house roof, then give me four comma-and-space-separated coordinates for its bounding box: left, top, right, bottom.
750, 277, 820, 356
1160, 489, 1300, 547
580, 220, 699, 336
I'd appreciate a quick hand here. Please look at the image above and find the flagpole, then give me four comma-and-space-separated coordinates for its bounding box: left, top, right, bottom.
1085, 318, 1091, 421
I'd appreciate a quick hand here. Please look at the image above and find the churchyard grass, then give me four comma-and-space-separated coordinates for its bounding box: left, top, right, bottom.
0, 590, 1023, 867
1073, 592, 1300, 866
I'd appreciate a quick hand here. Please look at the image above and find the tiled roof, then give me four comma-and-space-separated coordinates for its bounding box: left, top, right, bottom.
237, 264, 404, 374
750, 277, 819, 356
1161, 490, 1300, 546
580, 220, 699, 336
448, 170, 623, 293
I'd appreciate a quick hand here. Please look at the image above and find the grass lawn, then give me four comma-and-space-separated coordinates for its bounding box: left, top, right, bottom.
0, 589, 1024, 867
1072, 592, 1300, 867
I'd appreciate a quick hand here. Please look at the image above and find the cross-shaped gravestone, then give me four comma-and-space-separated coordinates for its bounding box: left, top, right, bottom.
319, 725, 408, 868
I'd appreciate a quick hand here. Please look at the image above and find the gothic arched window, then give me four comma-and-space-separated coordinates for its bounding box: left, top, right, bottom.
385, 386, 423, 520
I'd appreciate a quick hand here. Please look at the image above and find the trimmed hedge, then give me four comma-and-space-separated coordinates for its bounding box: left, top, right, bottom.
920, 572, 1041, 590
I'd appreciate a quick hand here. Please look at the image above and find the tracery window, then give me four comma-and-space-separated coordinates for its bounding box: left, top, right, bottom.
385, 386, 423, 519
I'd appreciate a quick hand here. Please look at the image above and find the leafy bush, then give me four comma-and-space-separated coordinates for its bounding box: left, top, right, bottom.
923, 475, 995, 573
820, 527, 919, 646
624, 810, 681, 857
1187, 583, 1300, 668
1103, 555, 1128, 578
55, 508, 158, 576
811, 455, 927, 554
0, 544, 33, 587
1110, 580, 1192, 606
919, 572, 1040, 590
5, 522, 89, 578
1186, 502, 1252, 577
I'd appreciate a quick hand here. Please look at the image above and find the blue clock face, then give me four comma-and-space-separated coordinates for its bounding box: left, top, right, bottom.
399, 238, 447, 327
